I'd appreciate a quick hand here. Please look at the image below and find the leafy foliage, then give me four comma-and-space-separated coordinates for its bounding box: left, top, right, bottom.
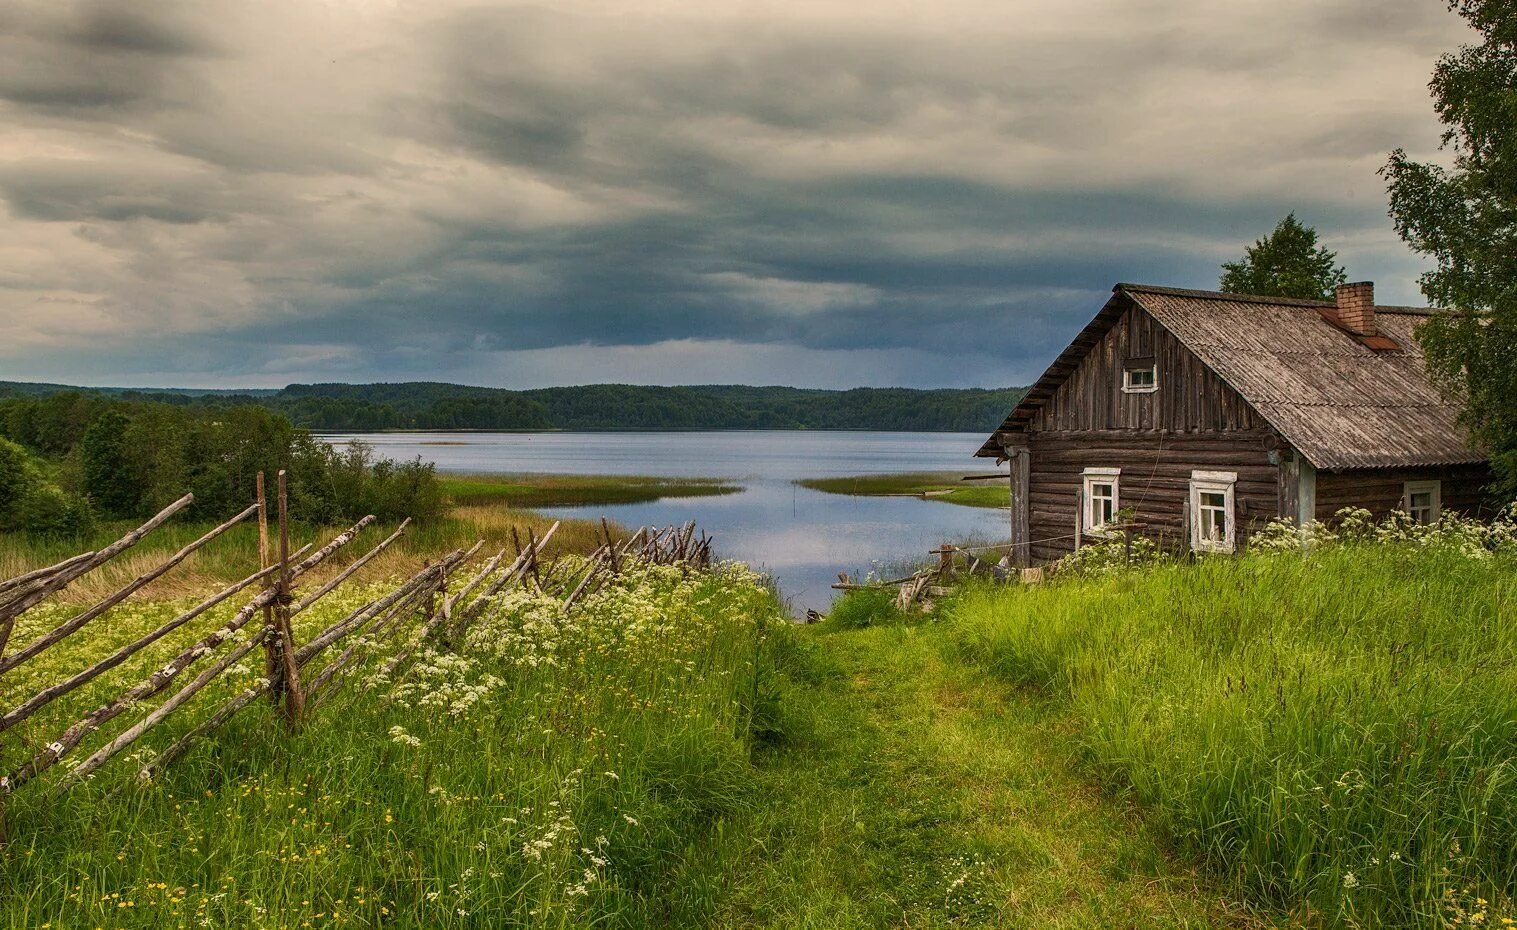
79, 410, 138, 517
0, 393, 442, 534
1219, 213, 1348, 300
1384, 0, 1517, 499
0, 437, 95, 536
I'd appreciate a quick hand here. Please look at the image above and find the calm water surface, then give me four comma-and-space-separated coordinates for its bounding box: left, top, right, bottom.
321, 431, 1008, 614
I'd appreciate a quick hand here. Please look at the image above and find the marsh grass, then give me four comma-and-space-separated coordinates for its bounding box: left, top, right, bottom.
796, 473, 1008, 509
0, 560, 787, 929
439, 474, 738, 508
948, 544, 1517, 927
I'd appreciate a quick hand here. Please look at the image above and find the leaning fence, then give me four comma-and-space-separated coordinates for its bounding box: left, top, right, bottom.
0, 472, 712, 842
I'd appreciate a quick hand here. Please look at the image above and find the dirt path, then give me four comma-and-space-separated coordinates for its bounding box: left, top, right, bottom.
714, 624, 1271, 929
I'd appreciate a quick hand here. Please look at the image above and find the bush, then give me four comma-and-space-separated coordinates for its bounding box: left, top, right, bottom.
14, 484, 96, 537
0, 436, 95, 536
826, 587, 905, 629
0, 396, 445, 531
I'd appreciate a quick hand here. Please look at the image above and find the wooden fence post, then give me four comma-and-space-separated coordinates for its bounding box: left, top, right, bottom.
273, 471, 305, 728
257, 472, 280, 707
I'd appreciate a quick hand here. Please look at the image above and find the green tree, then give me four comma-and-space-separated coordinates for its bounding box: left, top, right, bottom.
1384, 0, 1517, 499
1220, 214, 1348, 300
79, 410, 140, 517
0, 437, 32, 528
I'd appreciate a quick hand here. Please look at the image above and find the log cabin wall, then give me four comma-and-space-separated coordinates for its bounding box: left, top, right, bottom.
1314, 465, 1495, 523
1019, 302, 1281, 560
1023, 302, 1267, 433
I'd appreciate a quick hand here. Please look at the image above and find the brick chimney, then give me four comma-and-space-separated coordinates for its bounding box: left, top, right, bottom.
1335, 281, 1376, 336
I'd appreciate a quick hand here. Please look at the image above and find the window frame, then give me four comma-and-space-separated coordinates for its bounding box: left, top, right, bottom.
1402, 479, 1442, 525
1189, 470, 1237, 553
1121, 363, 1159, 394
1081, 467, 1121, 536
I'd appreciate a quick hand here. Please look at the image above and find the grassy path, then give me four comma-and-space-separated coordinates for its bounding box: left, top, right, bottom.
715, 624, 1270, 929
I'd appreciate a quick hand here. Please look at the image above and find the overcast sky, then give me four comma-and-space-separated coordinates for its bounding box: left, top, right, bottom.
0, 0, 1469, 390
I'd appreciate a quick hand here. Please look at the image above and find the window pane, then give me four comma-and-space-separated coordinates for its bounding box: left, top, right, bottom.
1201, 492, 1225, 508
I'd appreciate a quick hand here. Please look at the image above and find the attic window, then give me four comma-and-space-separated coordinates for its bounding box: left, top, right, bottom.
1122, 358, 1158, 394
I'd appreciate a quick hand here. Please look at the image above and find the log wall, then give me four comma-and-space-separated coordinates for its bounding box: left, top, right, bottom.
1026, 430, 1279, 562
1024, 302, 1267, 433
1315, 465, 1496, 522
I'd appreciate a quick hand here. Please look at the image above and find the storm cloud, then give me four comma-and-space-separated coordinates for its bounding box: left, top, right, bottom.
0, 0, 1468, 388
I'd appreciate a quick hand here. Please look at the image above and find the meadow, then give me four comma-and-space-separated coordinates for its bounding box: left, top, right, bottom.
7, 495, 1517, 929
946, 531, 1517, 928
0, 556, 787, 929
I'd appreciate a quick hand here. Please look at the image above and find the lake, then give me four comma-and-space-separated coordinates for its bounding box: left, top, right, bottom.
320, 431, 1008, 614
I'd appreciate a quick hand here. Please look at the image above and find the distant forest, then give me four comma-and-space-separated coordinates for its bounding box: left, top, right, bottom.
0, 382, 1028, 432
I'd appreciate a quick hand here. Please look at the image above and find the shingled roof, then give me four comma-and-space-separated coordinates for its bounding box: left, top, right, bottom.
977, 283, 1486, 471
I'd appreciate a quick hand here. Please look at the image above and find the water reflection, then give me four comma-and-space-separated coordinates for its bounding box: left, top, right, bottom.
320, 431, 1009, 614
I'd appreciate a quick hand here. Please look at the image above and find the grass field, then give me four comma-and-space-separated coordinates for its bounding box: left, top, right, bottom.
439, 473, 738, 509
797, 473, 1009, 509
703, 621, 1266, 929
0, 559, 786, 929
946, 542, 1517, 928
6, 512, 1515, 928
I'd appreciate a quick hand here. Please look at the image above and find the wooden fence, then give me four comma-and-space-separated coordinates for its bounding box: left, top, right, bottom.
0, 472, 712, 842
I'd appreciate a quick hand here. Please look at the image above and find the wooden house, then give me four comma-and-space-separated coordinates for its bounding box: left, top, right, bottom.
976, 282, 1493, 565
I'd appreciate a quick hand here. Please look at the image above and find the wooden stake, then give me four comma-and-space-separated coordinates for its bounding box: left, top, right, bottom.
258, 471, 279, 706
5, 516, 371, 791
273, 471, 305, 727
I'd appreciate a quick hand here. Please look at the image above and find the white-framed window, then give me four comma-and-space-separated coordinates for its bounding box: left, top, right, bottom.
1189, 470, 1237, 553
1403, 480, 1441, 525
1122, 362, 1158, 394
1081, 467, 1120, 535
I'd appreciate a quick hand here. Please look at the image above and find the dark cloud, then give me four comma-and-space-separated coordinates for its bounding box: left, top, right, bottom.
0, 0, 1471, 389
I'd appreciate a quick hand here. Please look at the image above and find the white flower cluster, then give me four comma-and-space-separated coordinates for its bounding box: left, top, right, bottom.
1252, 502, 1517, 558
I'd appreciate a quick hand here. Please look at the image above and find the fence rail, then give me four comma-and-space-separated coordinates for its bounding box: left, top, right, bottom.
0, 473, 712, 842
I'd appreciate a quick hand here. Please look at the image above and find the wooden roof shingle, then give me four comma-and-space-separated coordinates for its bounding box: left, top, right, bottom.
977, 283, 1485, 471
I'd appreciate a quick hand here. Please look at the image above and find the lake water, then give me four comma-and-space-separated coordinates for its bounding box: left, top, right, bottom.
320, 431, 1008, 614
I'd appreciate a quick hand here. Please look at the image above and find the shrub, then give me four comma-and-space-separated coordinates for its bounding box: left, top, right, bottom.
826, 587, 905, 629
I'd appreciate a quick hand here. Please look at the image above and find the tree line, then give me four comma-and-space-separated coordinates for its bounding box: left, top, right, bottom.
0, 393, 442, 536
0, 382, 1030, 434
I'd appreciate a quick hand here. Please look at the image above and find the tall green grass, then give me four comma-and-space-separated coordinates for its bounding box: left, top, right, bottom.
948, 545, 1517, 927
0, 561, 788, 929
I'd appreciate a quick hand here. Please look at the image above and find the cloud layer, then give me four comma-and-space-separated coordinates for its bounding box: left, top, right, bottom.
0, 0, 1468, 388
